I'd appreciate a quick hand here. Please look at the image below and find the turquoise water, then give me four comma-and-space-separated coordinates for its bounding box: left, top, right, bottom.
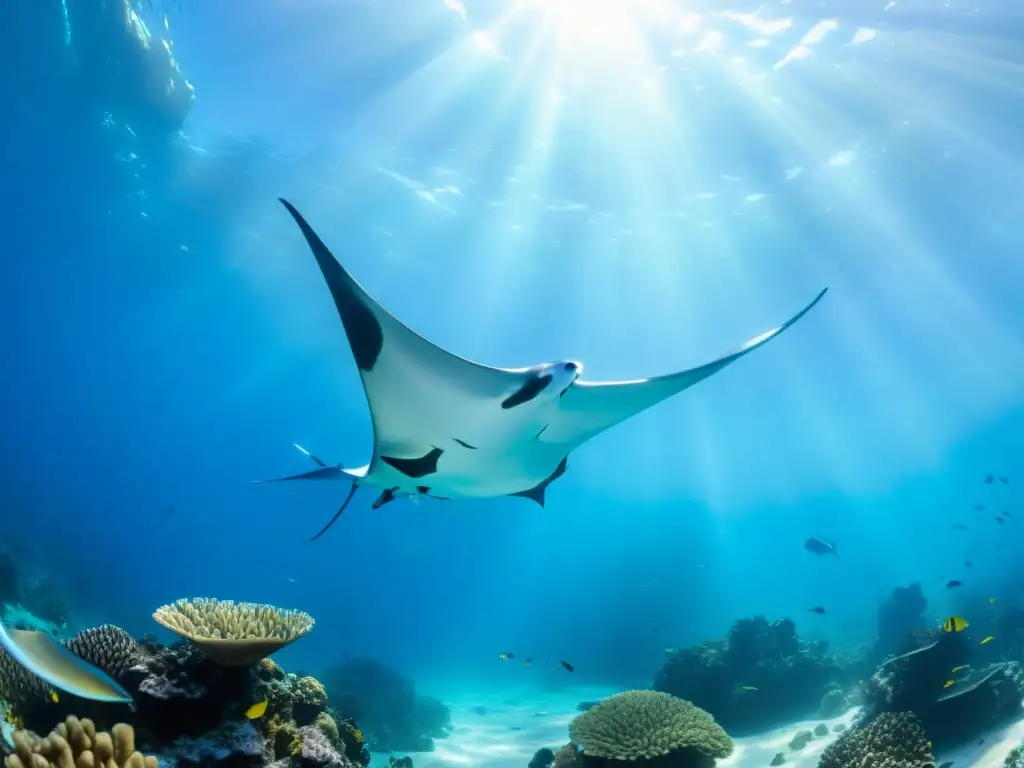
1, 0, 1023, 754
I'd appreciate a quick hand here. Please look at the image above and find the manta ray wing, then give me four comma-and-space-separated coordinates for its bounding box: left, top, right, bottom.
278, 200, 534, 476
542, 288, 828, 448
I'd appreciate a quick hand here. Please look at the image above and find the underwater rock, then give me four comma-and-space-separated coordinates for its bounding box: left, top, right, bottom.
819, 711, 933, 768
874, 584, 927, 661
320, 657, 450, 752
787, 731, 812, 751
266, 725, 355, 768
860, 627, 1024, 749
813, 723, 829, 737
387, 759, 413, 768
529, 747, 555, 768
158, 721, 263, 768
551, 744, 583, 768
817, 688, 847, 719
769, 753, 785, 766
654, 616, 850, 735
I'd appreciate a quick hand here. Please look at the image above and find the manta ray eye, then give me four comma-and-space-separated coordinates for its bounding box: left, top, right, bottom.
563, 362, 578, 372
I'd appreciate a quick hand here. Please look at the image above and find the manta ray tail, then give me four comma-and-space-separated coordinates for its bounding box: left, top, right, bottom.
308, 482, 360, 541
251, 466, 346, 484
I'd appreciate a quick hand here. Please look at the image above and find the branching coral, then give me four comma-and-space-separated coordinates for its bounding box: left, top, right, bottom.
4, 716, 157, 768
153, 598, 314, 666
568, 691, 733, 762
818, 712, 934, 768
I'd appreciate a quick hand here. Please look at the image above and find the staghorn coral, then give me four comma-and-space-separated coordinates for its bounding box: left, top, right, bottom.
4, 716, 157, 768
568, 691, 732, 762
153, 599, 314, 666
818, 712, 934, 768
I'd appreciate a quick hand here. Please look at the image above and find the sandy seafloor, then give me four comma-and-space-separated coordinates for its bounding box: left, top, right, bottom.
374, 686, 1024, 768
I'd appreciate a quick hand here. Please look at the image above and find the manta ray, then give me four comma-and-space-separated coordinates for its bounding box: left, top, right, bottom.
257, 199, 828, 540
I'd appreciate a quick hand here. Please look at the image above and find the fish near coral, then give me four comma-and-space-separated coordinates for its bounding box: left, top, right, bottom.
0, 620, 133, 704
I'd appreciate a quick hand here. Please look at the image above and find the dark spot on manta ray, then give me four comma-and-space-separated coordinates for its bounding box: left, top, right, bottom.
509, 456, 568, 507
279, 199, 384, 373
417, 485, 430, 494
502, 373, 553, 409
381, 447, 444, 478
453, 438, 477, 450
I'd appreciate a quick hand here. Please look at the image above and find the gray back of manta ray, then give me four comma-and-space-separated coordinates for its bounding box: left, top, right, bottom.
262, 198, 827, 532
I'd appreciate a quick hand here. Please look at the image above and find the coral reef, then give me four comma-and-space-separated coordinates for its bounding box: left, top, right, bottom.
818, 712, 934, 768
1006, 743, 1024, 768
0, 601, 367, 768
153, 599, 315, 666
4, 717, 157, 768
859, 628, 1024, 749
873, 584, 927, 660
566, 690, 732, 767
529, 747, 555, 768
654, 616, 860, 735
320, 657, 450, 752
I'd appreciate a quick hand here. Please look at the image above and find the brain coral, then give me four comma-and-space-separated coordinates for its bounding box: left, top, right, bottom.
818, 711, 934, 768
568, 690, 733, 761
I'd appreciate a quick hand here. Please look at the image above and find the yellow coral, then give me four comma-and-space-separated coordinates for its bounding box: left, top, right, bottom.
293, 676, 326, 706
314, 713, 340, 746
353, 729, 364, 745
3, 716, 158, 768
152, 598, 315, 666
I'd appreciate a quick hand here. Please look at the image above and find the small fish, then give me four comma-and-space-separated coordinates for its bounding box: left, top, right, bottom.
952, 524, 968, 530
498, 652, 515, 661
996, 516, 1005, 524
947, 580, 963, 589
1000, 477, 1009, 484
523, 658, 533, 666
973, 504, 985, 511
807, 607, 826, 615
964, 559, 973, 569
981, 636, 995, 644
245, 700, 268, 719
985, 474, 994, 483
951, 665, 970, 674
49, 691, 59, 703
943, 680, 956, 688
663, 648, 677, 655
803, 537, 840, 558
1004, 511, 1013, 519
560, 661, 574, 672
943, 616, 969, 632
740, 685, 759, 692
989, 598, 997, 605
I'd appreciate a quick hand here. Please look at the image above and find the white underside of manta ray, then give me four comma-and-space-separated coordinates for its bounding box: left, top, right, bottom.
256, 198, 828, 540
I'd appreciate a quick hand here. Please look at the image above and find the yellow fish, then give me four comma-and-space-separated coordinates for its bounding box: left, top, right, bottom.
740, 686, 758, 692
981, 636, 995, 645
245, 700, 268, 719
49, 691, 59, 703
951, 665, 970, 674
943, 616, 968, 632
943, 680, 956, 688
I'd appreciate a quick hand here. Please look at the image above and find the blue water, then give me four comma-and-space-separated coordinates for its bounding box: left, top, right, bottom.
1, 0, 1023, 706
